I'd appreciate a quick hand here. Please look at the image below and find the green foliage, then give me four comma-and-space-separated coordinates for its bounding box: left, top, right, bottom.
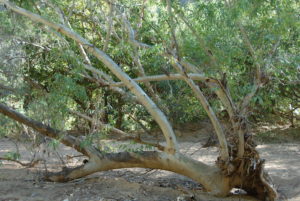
0, 0, 299, 143
255, 127, 300, 143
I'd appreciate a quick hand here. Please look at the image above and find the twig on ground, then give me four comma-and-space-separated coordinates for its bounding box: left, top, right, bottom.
0, 157, 43, 168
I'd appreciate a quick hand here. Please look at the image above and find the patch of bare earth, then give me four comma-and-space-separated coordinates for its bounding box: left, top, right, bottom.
0, 126, 299, 201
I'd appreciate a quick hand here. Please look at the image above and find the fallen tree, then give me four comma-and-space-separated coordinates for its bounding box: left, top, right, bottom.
0, 1, 279, 200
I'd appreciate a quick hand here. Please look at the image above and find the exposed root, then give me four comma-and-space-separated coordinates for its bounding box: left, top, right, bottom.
216, 132, 278, 201
258, 164, 278, 201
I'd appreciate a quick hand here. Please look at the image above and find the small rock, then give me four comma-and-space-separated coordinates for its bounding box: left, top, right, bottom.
176, 194, 195, 201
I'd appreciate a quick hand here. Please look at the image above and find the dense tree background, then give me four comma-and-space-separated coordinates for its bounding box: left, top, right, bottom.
1, 0, 298, 139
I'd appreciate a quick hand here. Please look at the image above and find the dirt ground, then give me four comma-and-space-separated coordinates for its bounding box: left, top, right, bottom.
0, 126, 299, 201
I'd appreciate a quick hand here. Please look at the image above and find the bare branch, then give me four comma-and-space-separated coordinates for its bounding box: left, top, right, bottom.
180, 60, 203, 74
121, 14, 151, 49
0, 103, 93, 156
119, 12, 166, 110
154, 2, 229, 158
53, 5, 93, 68
168, 60, 229, 161
235, 22, 262, 157
81, 63, 141, 104
115, 136, 165, 151
162, 4, 234, 159
165, 54, 237, 122
111, 73, 213, 87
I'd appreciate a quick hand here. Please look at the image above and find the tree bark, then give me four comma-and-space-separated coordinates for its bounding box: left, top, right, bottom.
46, 150, 231, 197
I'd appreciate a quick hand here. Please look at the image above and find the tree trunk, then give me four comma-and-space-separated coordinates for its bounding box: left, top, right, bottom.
46, 150, 231, 197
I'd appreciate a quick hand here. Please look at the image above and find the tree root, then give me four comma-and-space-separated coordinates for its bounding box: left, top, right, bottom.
231, 153, 277, 200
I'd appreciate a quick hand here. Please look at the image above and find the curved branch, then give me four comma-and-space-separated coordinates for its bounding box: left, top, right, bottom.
111, 73, 212, 86
162, 2, 229, 159
164, 54, 237, 121
169, 61, 229, 161
161, 0, 229, 160
112, 8, 168, 112
236, 23, 262, 157
3, 1, 178, 154
46, 151, 231, 196
79, 63, 141, 104
111, 72, 237, 126
115, 7, 178, 115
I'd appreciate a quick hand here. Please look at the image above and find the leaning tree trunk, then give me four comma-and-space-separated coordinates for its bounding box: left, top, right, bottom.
0, 103, 230, 196
0, 1, 278, 200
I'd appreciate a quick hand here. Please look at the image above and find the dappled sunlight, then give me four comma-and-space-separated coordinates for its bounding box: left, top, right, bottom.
257, 144, 300, 179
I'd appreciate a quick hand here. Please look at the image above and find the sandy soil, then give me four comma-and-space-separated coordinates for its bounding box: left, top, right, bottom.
0, 134, 299, 201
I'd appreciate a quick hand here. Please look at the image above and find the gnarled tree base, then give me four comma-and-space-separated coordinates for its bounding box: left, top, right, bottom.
232, 159, 278, 201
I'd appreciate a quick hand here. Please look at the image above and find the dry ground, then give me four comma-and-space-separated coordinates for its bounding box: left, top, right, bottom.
0, 126, 299, 201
